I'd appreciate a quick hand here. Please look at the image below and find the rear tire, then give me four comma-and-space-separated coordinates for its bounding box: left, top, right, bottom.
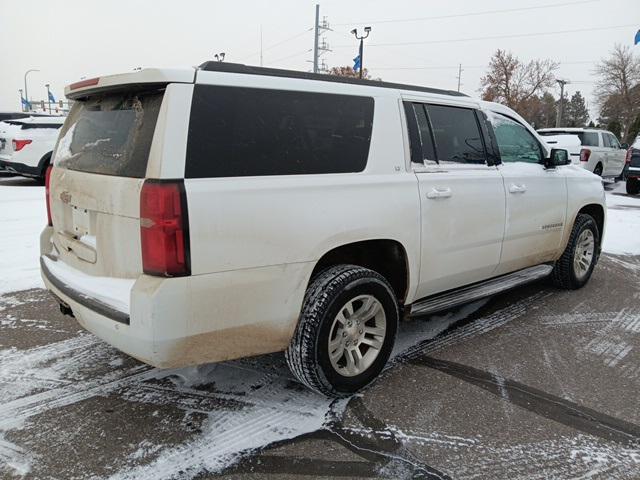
593, 164, 603, 177
627, 178, 640, 195
551, 214, 599, 290
286, 265, 399, 397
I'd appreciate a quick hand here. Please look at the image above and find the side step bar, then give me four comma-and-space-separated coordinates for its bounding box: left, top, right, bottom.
409, 264, 553, 317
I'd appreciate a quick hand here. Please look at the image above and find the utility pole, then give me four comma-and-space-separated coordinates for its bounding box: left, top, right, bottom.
456, 64, 463, 92
313, 5, 319, 73
312, 5, 331, 73
556, 79, 569, 127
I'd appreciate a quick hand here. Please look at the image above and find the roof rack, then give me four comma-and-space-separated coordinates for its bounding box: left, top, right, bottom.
198, 62, 468, 98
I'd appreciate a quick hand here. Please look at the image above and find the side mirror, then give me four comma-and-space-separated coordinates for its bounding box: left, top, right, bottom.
621, 143, 629, 149
544, 148, 569, 168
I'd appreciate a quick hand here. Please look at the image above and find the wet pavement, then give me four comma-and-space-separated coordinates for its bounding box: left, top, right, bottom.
1, 251, 639, 479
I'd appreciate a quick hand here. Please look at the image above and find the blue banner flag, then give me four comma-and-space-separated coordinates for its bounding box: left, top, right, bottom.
21, 96, 31, 110
48, 91, 56, 103
635, 29, 640, 45
353, 54, 361, 72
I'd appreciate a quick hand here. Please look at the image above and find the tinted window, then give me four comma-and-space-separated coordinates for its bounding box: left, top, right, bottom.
538, 130, 599, 147
186, 85, 374, 178
54, 90, 163, 178
404, 102, 436, 164
581, 132, 599, 146
426, 105, 486, 164
487, 112, 542, 164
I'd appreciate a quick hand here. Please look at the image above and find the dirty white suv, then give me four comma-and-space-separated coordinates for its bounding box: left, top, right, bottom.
41, 64, 606, 397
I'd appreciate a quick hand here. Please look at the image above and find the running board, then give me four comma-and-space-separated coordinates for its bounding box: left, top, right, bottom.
409, 264, 553, 317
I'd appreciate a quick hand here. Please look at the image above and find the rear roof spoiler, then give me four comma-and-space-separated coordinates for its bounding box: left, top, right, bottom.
65, 68, 197, 99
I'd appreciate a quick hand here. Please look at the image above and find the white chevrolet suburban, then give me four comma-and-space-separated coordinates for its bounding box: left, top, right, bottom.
41, 63, 606, 397
537, 127, 627, 179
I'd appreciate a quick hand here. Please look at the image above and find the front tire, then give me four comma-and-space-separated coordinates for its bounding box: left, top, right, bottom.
627, 178, 640, 195
286, 265, 399, 397
551, 214, 599, 290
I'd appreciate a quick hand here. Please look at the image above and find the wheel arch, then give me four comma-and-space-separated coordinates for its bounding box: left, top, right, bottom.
310, 239, 411, 304
559, 203, 605, 259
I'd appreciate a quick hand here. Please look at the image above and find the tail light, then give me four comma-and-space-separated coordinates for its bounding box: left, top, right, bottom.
140, 180, 190, 277
13, 139, 32, 151
580, 148, 591, 162
45, 165, 53, 226
626, 149, 632, 164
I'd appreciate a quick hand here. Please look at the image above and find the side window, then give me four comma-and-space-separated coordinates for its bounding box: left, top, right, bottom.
403, 102, 436, 164
486, 112, 542, 164
186, 85, 374, 178
607, 133, 620, 149
426, 104, 486, 164
601, 133, 611, 148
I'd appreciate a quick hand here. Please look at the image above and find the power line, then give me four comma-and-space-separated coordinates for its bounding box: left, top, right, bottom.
368, 60, 600, 71
333, 24, 636, 48
333, 0, 600, 26
270, 49, 312, 65
236, 28, 313, 62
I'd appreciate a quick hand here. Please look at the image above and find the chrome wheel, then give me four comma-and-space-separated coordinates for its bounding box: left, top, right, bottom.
573, 229, 595, 280
328, 294, 386, 377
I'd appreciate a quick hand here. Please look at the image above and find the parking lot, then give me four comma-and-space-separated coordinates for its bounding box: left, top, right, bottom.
0, 177, 639, 479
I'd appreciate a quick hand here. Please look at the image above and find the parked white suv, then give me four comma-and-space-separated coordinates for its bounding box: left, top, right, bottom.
0, 116, 65, 180
41, 64, 606, 396
537, 127, 627, 179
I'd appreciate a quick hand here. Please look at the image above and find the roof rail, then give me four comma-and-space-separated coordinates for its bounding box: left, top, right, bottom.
197, 61, 468, 98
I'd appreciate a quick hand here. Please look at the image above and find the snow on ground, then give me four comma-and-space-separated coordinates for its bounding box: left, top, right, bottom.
0, 174, 639, 478
0, 177, 46, 295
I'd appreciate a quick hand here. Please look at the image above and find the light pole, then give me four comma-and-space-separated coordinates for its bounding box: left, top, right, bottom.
350, 26, 371, 79
23, 69, 40, 112
18, 89, 24, 112
45, 84, 52, 114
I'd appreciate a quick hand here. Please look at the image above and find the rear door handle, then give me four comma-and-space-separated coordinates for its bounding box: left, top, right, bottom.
426, 187, 452, 199
509, 183, 527, 194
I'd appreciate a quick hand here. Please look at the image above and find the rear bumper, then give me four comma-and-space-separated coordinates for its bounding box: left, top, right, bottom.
40, 227, 309, 369
627, 166, 640, 179
0, 159, 41, 177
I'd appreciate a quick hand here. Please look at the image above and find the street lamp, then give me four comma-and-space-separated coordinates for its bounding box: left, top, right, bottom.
23, 69, 40, 112
214, 52, 226, 62
45, 84, 52, 114
351, 26, 371, 79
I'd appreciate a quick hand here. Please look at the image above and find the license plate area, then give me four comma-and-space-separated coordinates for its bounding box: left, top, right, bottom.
71, 206, 90, 237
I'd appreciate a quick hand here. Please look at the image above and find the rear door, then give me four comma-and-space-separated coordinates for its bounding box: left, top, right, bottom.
484, 111, 567, 275
604, 132, 625, 176
405, 101, 506, 298
48, 88, 166, 279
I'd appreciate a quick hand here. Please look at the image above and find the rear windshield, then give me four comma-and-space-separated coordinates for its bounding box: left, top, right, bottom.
538, 130, 599, 147
186, 85, 374, 178
54, 90, 164, 178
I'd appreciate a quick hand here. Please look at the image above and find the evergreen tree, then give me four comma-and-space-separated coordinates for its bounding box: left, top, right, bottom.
565, 91, 590, 127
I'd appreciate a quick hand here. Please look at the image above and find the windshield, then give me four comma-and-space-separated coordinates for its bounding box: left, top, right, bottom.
54, 89, 163, 178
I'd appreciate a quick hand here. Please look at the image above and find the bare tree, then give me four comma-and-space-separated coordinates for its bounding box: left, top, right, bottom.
480, 50, 558, 117
594, 44, 640, 141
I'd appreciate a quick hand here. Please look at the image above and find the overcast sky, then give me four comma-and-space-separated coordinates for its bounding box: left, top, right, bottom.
2, 0, 639, 120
